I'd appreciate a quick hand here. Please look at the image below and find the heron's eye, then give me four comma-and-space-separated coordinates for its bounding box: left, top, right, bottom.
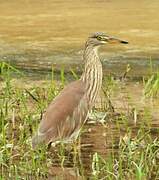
97, 36, 102, 41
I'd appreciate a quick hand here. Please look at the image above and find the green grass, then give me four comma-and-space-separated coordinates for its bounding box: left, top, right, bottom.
0, 62, 159, 179
144, 58, 159, 98
144, 72, 159, 97
91, 129, 159, 179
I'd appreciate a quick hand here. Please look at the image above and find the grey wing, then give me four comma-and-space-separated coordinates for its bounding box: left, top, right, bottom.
32, 80, 87, 148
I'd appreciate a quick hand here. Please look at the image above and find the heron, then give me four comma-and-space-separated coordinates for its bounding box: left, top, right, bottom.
32, 32, 128, 148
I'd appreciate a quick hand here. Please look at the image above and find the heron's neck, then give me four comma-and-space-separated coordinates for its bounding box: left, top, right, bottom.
81, 45, 103, 105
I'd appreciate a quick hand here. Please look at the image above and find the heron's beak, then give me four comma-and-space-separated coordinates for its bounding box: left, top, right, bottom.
106, 36, 128, 44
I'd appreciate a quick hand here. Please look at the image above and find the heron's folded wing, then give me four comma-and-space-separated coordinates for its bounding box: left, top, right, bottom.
38, 80, 86, 137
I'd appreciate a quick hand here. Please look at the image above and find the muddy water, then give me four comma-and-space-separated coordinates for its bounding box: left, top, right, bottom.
0, 0, 159, 76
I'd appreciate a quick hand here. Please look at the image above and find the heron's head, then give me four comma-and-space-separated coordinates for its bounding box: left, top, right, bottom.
87, 32, 128, 47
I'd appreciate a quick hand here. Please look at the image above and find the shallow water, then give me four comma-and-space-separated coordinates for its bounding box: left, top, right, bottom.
0, 0, 159, 76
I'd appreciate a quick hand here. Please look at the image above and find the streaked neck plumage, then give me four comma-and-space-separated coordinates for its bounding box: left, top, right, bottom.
81, 43, 103, 107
